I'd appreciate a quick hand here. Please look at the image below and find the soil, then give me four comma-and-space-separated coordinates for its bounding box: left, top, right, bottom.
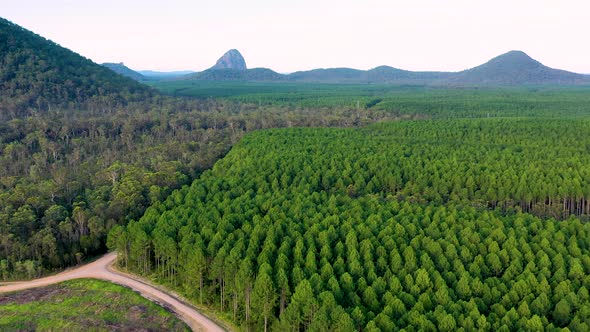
0, 285, 69, 305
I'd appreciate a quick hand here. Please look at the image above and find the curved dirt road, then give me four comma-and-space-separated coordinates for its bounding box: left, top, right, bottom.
0, 252, 225, 332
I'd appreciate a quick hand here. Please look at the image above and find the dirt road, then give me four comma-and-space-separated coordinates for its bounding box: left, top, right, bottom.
0, 252, 225, 332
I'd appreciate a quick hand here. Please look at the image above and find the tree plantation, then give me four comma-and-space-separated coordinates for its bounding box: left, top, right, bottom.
111, 119, 590, 331
152, 80, 590, 119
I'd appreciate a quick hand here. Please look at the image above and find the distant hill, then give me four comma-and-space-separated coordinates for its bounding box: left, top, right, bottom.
102, 62, 145, 81
210, 49, 247, 71
189, 50, 447, 83
365, 66, 453, 84
449, 51, 590, 85
288, 68, 365, 83
288, 66, 452, 83
184, 48, 590, 86
286, 52, 589, 85
189, 67, 285, 81
0, 17, 152, 117
139, 70, 196, 79
183, 49, 276, 81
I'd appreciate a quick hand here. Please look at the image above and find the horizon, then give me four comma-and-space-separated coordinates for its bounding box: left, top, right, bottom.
3, 1, 590, 73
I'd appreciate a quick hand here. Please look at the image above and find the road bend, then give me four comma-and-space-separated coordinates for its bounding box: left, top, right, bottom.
0, 252, 225, 332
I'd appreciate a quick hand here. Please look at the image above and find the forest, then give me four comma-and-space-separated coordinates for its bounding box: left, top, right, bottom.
0, 17, 400, 279
150, 80, 590, 118
6, 82, 590, 280
111, 118, 590, 331
4, 11, 590, 332
0, 17, 153, 119
0, 97, 390, 279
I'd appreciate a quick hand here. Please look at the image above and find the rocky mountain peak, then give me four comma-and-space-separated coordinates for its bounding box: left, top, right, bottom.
211, 49, 247, 71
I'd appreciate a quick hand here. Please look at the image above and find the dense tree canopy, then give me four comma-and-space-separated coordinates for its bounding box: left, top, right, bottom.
5, 15, 590, 331
113, 119, 590, 330
152, 80, 590, 119
0, 99, 386, 279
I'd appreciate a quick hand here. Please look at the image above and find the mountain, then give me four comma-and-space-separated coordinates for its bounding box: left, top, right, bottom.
189, 67, 285, 81
286, 52, 589, 85
0, 17, 152, 118
139, 70, 196, 79
449, 51, 590, 85
186, 48, 590, 86
185, 49, 282, 81
191, 50, 452, 83
184, 49, 450, 84
365, 66, 453, 83
288, 68, 365, 82
102, 62, 145, 81
210, 49, 247, 71
288, 66, 452, 83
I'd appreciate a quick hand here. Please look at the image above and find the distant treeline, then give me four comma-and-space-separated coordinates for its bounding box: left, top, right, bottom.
150, 81, 590, 119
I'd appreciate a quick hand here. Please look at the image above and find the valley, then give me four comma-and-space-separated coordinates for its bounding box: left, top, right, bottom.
2, 6, 590, 332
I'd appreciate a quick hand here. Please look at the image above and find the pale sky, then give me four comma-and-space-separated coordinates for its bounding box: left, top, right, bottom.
2, 0, 589, 73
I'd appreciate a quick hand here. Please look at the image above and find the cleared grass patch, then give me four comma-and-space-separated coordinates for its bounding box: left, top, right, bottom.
0, 279, 189, 332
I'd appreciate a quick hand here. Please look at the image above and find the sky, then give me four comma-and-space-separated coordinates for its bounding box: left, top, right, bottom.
2, 0, 590, 73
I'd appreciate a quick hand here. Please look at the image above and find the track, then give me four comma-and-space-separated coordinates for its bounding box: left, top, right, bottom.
0, 252, 225, 332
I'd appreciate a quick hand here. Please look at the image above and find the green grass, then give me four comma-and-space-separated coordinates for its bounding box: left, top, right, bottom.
0, 279, 189, 332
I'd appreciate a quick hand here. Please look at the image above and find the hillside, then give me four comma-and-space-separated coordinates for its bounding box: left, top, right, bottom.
450, 51, 590, 85
102, 62, 145, 81
0, 17, 152, 118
